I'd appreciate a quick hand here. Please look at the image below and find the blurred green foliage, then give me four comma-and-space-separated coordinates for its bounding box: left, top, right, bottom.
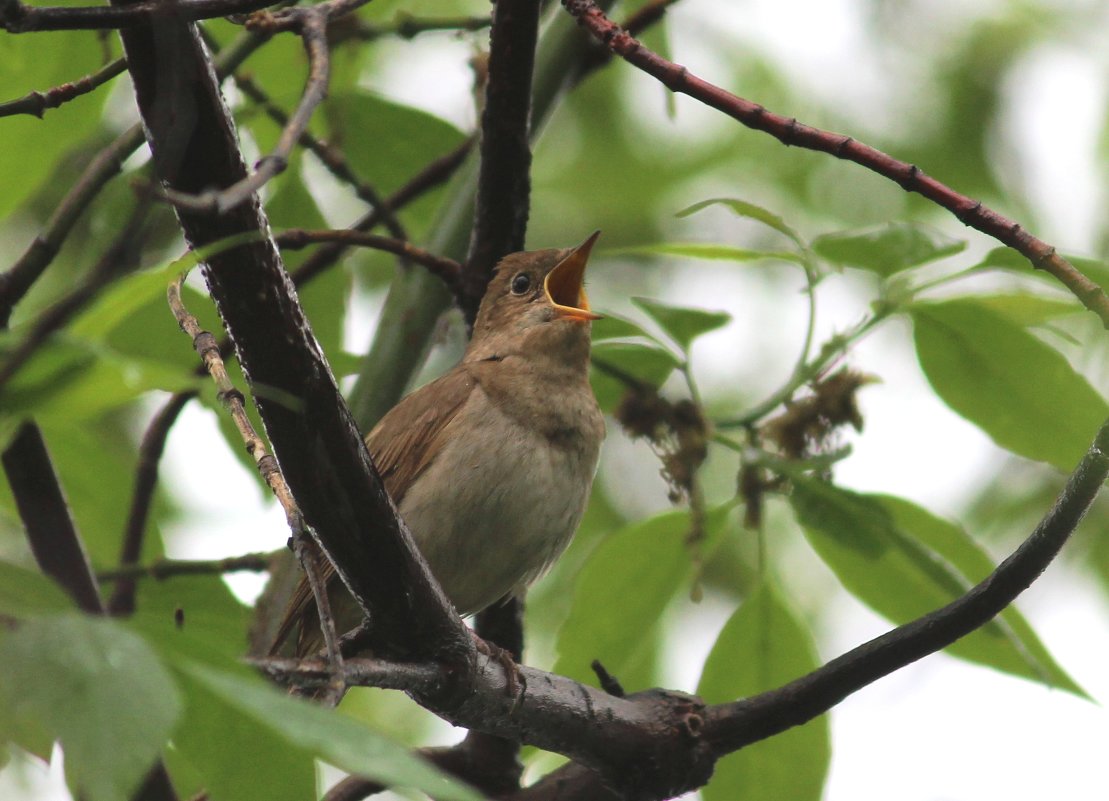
1, 0, 1107, 799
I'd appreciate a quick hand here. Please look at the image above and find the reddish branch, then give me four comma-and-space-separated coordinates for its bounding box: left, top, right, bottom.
461, 0, 541, 323
0, 56, 127, 118
561, 0, 1109, 329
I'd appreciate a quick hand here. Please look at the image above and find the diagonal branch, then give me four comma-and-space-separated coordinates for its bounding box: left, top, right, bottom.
704, 416, 1109, 753
114, 1, 467, 660
263, 416, 1109, 800
560, 0, 1109, 328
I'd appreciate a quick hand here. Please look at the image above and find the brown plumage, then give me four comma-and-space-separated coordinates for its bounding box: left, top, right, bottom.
272, 234, 606, 657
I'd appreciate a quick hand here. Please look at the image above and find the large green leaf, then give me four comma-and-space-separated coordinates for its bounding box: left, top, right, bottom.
174, 662, 483, 801
791, 480, 1085, 695
0, 33, 113, 218
327, 91, 466, 196
0, 335, 197, 424
698, 581, 829, 801
911, 299, 1107, 471
590, 340, 680, 413
813, 222, 965, 276
0, 614, 181, 801
631, 296, 732, 353
554, 510, 694, 689
0, 561, 74, 619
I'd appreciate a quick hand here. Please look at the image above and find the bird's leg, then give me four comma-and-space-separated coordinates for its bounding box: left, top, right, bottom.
471, 630, 525, 700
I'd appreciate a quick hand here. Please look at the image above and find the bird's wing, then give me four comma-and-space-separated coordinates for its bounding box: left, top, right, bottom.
269, 365, 477, 656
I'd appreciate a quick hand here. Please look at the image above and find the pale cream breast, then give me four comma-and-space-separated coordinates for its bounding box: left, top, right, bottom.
399, 378, 602, 615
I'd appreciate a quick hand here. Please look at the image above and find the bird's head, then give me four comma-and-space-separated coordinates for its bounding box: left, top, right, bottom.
466, 232, 602, 362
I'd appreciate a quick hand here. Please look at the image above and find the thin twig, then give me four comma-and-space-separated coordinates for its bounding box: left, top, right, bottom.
99, 552, 273, 582
230, 71, 408, 242
0, 56, 127, 118
275, 229, 461, 288
164, 11, 331, 214
1, 0, 277, 32
0, 125, 143, 328
0, 28, 271, 329
560, 0, 1109, 328
167, 272, 349, 692
108, 391, 198, 614
287, 138, 473, 288
344, 13, 490, 41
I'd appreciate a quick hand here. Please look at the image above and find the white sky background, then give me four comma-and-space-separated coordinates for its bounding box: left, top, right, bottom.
4, 0, 1109, 798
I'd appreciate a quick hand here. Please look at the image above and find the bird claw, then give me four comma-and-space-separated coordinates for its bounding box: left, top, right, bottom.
472, 632, 524, 700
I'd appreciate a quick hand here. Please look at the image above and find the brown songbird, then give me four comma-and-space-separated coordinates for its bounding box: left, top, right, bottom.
273, 233, 606, 656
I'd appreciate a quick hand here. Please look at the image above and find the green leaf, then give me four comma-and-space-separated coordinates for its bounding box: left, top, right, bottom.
677, 197, 806, 249
879, 495, 1085, 695
609, 242, 806, 265
590, 341, 681, 412
175, 662, 484, 801
130, 574, 253, 665
0, 336, 197, 424
328, 91, 466, 196
554, 510, 694, 689
590, 313, 660, 343
791, 480, 1085, 695
813, 222, 966, 276
971, 293, 1081, 326
0, 561, 75, 618
698, 581, 829, 801
911, 299, 1108, 471
0, 614, 181, 801
630, 296, 732, 353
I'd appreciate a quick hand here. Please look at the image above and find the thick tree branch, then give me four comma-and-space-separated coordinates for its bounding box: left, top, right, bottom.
704, 415, 1109, 752
461, 0, 541, 322
560, 0, 1109, 328
114, 5, 466, 659
262, 416, 1109, 800
2, 424, 104, 614
0, 29, 269, 329
163, 10, 331, 214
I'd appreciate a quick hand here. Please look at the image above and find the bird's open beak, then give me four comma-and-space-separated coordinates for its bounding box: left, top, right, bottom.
545, 231, 603, 322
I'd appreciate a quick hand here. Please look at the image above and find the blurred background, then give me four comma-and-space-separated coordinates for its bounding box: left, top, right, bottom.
1, 0, 1107, 798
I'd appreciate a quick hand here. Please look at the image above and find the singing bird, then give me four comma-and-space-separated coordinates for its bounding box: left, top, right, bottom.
273, 233, 606, 656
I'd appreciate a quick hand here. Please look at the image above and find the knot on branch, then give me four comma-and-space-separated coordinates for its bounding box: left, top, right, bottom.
615, 688, 715, 800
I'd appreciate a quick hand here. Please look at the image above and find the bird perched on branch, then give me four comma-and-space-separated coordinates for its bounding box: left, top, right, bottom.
272, 233, 606, 657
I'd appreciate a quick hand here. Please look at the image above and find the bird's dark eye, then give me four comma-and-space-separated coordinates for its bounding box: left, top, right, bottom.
510, 272, 531, 295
